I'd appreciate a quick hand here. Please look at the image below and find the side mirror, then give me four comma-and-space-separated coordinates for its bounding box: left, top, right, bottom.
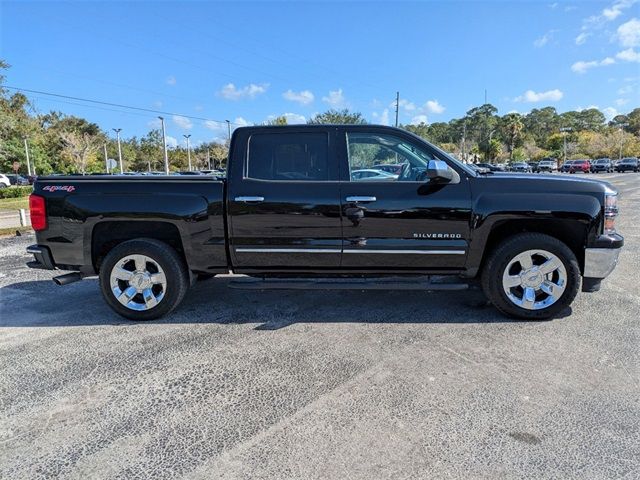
427, 160, 453, 183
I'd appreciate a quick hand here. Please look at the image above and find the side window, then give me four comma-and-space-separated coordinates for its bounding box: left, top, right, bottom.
346, 132, 440, 182
247, 132, 329, 181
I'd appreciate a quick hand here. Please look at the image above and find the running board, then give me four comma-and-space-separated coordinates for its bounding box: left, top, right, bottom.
228, 276, 469, 291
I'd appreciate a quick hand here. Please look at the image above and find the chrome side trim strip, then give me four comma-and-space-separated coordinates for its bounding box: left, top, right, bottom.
235, 248, 465, 255
344, 249, 466, 255
236, 248, 342, 253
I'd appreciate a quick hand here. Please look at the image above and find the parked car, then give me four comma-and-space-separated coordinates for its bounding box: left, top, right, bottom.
0, 173, 10, 188
560, 161, 574, 173
569, 159, 591, 174
509, 162, 533, 173
5, 174, 30, 185
372, 163, 405, 175
615, 157, 639, 172
27, 124, 623, 322
591, 158, 613, 173
470, 165, 491, 174
528, 161, 540, 173
351, 169, 398, 181
474, 163, 503, 172
537, 160, 558, 173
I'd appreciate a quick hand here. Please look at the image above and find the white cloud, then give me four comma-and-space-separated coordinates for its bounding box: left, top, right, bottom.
204, 120, 223, 131
218, 83, 269, 100
514, 89, 564, 102
165, 135, 178, 148
153, 100, 163, 108
410, 115, 429, 125
283, 113, 306, 124
204, 117, 251, 139
602, 0, 636, 20
372, 109, 390, 126
577, 0, 638, 45
602, 106, 619, 120
322, 88, 347, 108
266, 113, 307, 124
615, 98, 629, 106
172, 115, 193, 130
534, 31, 555, 47
398, 99, 416, 111
282, 89, 314, 105
618, 85, 633, 94
575, 32, 590, 45
616, 48, 640, 62
571, 57, 615, 73
617, 18, 640, 47
166, 76, 176, 86
424, 100, 445, 114
549, 2, 558, 9
147, 118, 161, 129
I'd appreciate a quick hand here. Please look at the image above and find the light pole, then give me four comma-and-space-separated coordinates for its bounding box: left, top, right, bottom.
183, 134, 192, 171
560, 127, 571, 163
618, 123, 629, 160
112, 128, 123, 174
103, 143, 109, 173
225, 120, 231, 142
394, 91, 399, 127
158, 116, 170, 174
207, 147, 211, 170
23, 136, 32, 176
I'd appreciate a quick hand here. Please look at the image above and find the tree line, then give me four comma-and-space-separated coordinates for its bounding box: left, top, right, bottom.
1, 60, 638, 175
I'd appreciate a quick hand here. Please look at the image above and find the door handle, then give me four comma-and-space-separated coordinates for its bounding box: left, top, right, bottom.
346, 196, 377, 203
235, 196, 265, 203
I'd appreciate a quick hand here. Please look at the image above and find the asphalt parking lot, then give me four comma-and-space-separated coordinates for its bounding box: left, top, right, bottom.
1, 173, 639, 479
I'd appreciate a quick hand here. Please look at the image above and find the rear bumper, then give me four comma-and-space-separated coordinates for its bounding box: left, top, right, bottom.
26, 244, 56, 270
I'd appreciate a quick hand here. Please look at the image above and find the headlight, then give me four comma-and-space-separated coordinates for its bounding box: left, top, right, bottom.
604, 191, 618, 234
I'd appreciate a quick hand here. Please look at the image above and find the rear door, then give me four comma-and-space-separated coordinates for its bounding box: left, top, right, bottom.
227, 127, 342, 269
337, 127, 472, 270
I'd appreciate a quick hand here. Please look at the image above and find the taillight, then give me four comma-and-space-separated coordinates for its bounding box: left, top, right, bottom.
29, 194, 47, 231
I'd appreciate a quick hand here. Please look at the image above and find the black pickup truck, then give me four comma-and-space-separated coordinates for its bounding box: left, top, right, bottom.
27, 125, 623, 321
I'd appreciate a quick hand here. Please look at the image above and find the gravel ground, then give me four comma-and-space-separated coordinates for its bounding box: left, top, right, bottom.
0, 173, 638, 479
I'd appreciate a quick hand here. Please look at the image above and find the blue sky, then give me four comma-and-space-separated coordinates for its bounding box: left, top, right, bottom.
2, 0, 639, 147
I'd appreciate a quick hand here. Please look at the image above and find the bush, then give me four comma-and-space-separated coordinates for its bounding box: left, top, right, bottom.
0, 186, 33, 199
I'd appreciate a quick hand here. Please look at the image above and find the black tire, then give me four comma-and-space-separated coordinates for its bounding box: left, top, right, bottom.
481, 233, 580, 320
99, 238, 189, 320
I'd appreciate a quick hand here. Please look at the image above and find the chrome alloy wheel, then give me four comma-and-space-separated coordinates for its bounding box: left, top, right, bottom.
110, 254, 167, 311
501, 249, 567, 310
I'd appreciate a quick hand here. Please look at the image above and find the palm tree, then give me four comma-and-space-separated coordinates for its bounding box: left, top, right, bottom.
504, 113, 524, 160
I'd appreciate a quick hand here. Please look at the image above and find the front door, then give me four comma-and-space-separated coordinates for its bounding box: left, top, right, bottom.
228, 128, 342, 269
339, 128, 472, 270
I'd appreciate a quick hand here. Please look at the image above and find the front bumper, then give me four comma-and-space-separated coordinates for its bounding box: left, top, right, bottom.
583, 233, 623, 280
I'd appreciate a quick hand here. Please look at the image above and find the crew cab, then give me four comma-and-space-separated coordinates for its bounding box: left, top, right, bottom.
27, 125, 623, 321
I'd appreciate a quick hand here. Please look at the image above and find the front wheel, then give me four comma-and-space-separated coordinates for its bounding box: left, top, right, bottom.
481, 233, 580, 320
99, 238, 189, 320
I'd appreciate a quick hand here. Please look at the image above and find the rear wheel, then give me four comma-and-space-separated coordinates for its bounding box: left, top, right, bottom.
99, 238, 189, 320
481, 233, 580, 320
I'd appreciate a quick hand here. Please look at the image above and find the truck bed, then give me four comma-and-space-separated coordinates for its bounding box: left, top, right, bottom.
32, 175, 228, 275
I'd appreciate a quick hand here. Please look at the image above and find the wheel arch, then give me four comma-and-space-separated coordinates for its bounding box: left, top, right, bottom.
91, 221, 186, 273
472, 217, 597, 278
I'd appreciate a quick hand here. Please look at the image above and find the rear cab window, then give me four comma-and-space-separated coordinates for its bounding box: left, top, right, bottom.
246, 132, 332, 181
